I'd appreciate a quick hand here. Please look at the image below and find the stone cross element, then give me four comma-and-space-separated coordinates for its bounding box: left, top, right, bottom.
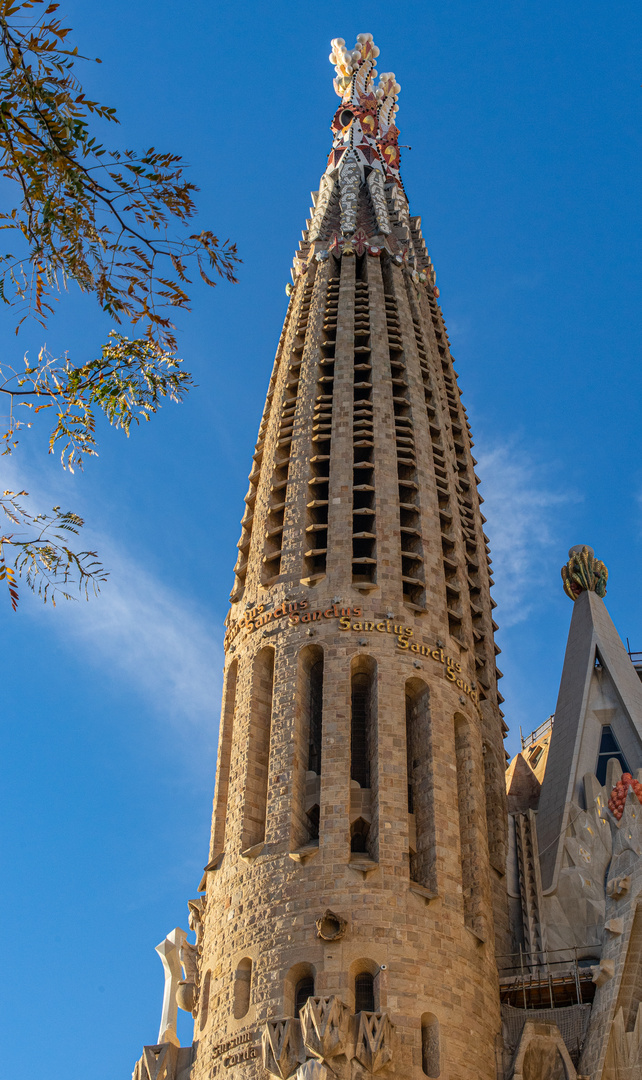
155, 928, 187, 1045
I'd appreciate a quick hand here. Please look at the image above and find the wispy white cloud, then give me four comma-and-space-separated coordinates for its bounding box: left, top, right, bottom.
475, 438, 569, 627
47, 544, 223, 726
2, 456, 222, 729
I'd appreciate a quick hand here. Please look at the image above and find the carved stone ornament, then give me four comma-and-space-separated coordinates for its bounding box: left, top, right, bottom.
353, 1012, 395, 1074
309, 172, 338, 242
155, 928, 187, 1045
287, 34, 435, 321
132, 1042, 193, 1080
187, 897, 205, 947
262, 1018, 305, 1080
339, 153, 361, 236
264, 998, 396, 1079
315, 909, 347, 941
608, 772, 642, 822
603, 1003, 642, 1077
300, 995, 351, 1061
606, 874, 632, 900
561, 545, 608, 600
178, 939, 198, 986
295, 1061, 328, 1080
366, 170, 391, 235
591, 957, 615, 987
175, 981, 196, 1013
539, 779, 612, 954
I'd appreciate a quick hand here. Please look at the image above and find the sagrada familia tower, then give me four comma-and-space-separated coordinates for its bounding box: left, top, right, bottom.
130, 35, 642, 1080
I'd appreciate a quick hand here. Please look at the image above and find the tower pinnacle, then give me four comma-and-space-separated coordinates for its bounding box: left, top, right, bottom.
300, 35, 435, 288
326, 33, 401, 198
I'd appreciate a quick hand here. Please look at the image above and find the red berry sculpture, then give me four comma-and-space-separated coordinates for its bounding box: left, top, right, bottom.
608, 772, 642, 820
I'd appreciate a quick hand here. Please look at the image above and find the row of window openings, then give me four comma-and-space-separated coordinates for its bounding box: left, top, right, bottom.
245, 267, 375, 592
262, 277, 316, 585
234, 264, 476, 611
302, 275, 340, 586
406, 285, 470, 645
352, 278, 376, 589
410, 287, 497, 689
230, 305, 295, 602
383, 289, 425, 610
231, 962, 441, 1077
232, 964, 375, 1020
388, 276, 492, 647
234, 268, 498, 714
216, 652, 482, 914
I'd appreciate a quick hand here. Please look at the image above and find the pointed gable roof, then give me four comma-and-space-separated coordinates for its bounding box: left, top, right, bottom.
538, 587, 642, 890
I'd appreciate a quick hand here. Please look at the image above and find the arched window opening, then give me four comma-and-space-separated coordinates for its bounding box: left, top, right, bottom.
350, 657, 378, 860
351, 671, 371, 788
294, 646, 324, 850
307, 804, 320, 841
421, 1013, 440, 1078
454, 713, 483, 937
483, 738, 508, 873
406, 692, 415, 813
242, 649, 274, 852
233, 958, 252, 1019
285, 962, 317, 1020
354, 971, 375, 1013
294, 976, 315, 1018
351, 817, 370, 853
405, 679, 435, 892
308, 659, 324, 774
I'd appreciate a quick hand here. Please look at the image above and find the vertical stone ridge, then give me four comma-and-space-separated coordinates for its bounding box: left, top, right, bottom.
230, 302, 294, 604
382, 278, 425, 609
302, 268, 340, 586
262, 272, 317, 585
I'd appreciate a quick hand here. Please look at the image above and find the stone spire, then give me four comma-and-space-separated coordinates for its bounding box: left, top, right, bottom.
132, 35, 510, 1080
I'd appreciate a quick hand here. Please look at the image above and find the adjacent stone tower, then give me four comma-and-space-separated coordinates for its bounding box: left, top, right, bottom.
192, 34, 508, 1080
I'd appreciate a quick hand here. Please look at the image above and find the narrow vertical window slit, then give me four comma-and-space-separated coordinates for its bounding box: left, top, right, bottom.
242, 648, 274, 852
380, 268, 424, 608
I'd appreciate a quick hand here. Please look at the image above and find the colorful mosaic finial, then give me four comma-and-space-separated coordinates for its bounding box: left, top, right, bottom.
561, 545, 608, 600
296, 35, 437, 290
326, 34, 402, 189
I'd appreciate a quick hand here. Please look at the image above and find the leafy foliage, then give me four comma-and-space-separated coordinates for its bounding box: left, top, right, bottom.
1, 490, 106, 605
0, 0, 239, 606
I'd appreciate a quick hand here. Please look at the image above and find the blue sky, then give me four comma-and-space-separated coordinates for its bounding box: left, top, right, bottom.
2, 1, 640, 1076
